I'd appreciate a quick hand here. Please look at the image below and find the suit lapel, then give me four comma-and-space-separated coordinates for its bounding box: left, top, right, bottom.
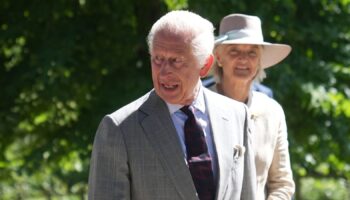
139, 91, 197, 199
204, 89, 234, 200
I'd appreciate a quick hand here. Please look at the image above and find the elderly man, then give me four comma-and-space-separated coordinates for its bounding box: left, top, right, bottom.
88, 10, 256, 200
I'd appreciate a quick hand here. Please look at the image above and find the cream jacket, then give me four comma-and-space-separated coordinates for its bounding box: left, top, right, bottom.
247, 91, 295, 199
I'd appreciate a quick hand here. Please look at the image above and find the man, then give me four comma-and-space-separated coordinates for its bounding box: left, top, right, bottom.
88, 10, 256, 200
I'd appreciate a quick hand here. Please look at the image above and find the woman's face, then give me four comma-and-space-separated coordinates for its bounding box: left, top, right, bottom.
215, 44, 261, 84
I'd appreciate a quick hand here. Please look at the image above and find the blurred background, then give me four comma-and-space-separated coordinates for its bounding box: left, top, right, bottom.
1, 0, 350, 199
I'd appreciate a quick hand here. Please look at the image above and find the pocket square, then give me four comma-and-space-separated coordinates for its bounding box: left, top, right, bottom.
233, 145, 245, 159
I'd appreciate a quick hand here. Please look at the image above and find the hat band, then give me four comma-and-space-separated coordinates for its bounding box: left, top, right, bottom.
216, 29, 264, 44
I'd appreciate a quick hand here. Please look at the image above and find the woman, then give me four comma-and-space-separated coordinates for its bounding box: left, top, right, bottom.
211, 14, 295, 199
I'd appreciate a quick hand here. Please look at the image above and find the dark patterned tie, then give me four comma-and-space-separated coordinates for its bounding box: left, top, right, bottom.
181, 106, 216, 200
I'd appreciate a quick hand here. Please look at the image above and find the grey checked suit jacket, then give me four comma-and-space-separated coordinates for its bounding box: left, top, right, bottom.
88, 88, 256, 200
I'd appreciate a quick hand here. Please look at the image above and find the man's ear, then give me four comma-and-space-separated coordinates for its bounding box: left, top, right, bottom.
199, 54, 214, 77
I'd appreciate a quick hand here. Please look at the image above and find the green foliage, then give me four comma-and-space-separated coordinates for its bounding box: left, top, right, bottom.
1, 0, 350, 199
164, 0, 188, 10
0, 0, 166, 198
300, 177, 349, 200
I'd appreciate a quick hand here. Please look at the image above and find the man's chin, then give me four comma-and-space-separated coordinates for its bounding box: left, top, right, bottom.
157, 92, 179, 104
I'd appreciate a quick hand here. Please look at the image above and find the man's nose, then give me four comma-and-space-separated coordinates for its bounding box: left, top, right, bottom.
160, 60, 173, 75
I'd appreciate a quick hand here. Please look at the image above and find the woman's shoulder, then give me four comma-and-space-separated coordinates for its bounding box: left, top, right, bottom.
250, 91, 285, 116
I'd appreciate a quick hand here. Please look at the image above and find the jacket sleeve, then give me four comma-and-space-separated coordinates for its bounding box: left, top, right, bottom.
266, 107, 295, 200
88, 116, 131, 200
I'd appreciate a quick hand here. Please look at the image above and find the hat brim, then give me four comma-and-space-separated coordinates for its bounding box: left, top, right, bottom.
216, 38, 291, 69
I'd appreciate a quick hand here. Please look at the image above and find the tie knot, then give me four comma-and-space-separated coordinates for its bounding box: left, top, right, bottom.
180, 106, 194, 117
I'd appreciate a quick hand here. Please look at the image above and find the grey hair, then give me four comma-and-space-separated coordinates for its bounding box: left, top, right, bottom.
213, 45, 266, 83
147, 10, 215, 66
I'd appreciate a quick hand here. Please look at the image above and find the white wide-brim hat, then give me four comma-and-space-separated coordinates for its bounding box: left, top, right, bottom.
215, 13, 291, 69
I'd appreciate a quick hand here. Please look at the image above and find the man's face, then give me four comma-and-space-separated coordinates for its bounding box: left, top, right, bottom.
150, 31, 202, 105
216, 44, 260, 83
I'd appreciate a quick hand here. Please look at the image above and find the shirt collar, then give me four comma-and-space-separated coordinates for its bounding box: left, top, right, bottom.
166, 84, 206, 115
